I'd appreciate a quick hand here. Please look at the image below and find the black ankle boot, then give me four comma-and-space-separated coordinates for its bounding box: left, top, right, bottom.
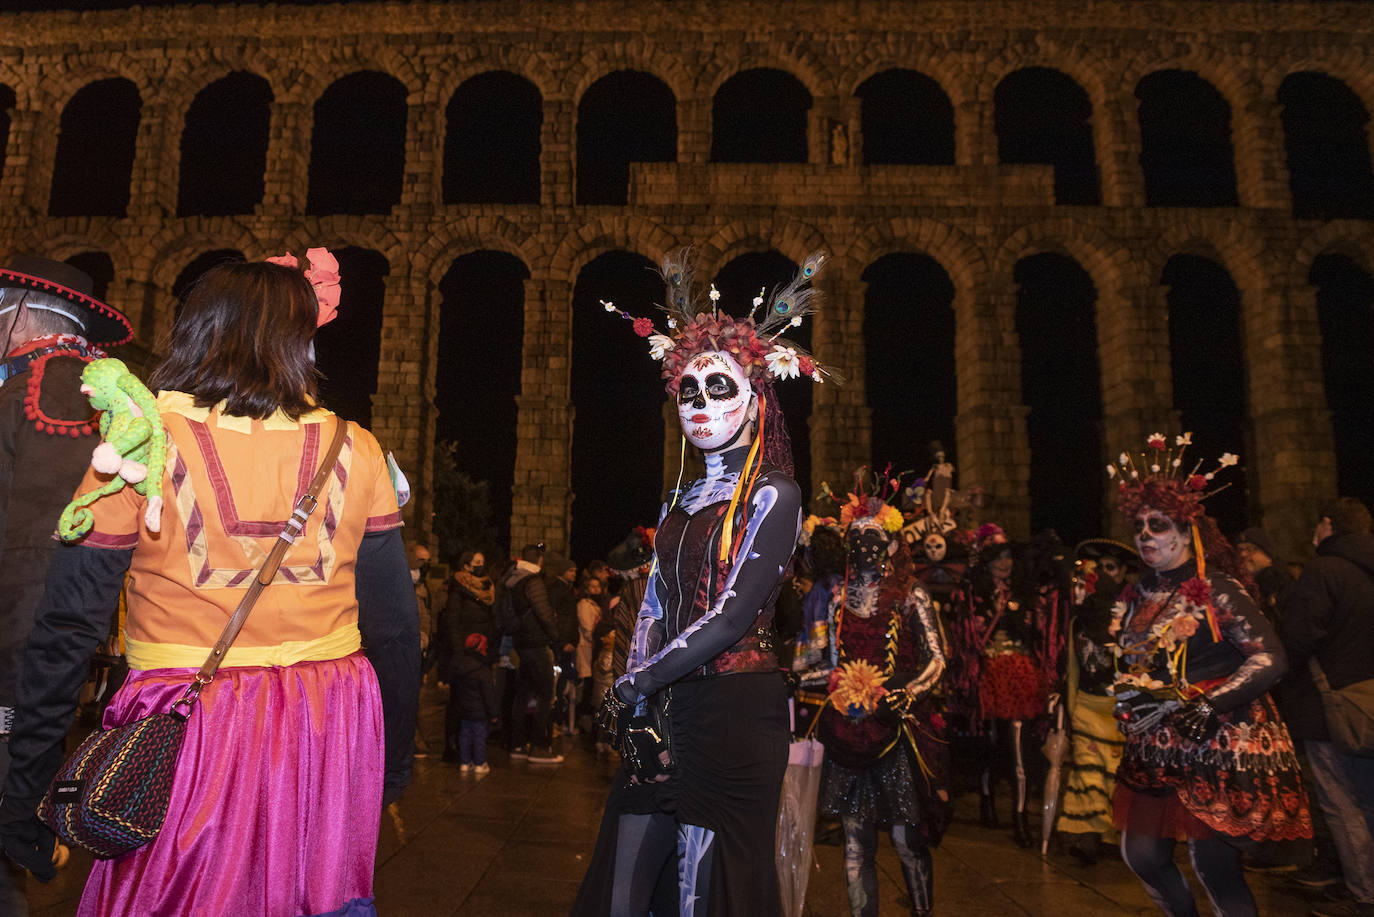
1012, 810, 1033, 848
979, 791, 999, 828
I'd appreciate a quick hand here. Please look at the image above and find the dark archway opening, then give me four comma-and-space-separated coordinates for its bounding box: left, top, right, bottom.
713, 250, 812, 500
1279, 73, 1374, 221
178, 72, 273, 217
995, 67, 1101, 205
315, 247, 388, 426
1313, 253, 1374, 507
577, 70, 677, 205
1136, 71, 1238, 207
855, 69, 955, 165
1163, 254, 1249, 534
711, 69, 811, 164
64, 251, 114, 302
435, 251, 529, 555
570, 251, 665, 564
862, 253, 957, 477
170, 249, 245, 326
307, 72, 407, 215
1015, 253, 1104, 543
50, 78, 142, 218
443, 72, 542, 206
0, 84, 15, 181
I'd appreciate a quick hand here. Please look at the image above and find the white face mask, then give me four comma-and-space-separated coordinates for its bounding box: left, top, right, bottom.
410, 568, 421, 585
922, 533, 947, 563
675, 350, 753, 451
1133, 509, 1191, 572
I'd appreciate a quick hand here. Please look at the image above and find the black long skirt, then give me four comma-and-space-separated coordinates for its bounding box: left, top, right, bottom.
571, 671, 789, 916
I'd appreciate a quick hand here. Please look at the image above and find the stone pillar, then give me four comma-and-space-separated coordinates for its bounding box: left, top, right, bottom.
1097, 284, 1179, 537
677, 97, 710, 164
509, 277, 574, 556
0, 108, 37, 212
259, 100, 310, 216
1233, 94, 1290, 210
400, 98, 440, 214
20, 107, 58, 215
810, 274, 869, 495
371, 269, 430, 531
1244, 282, 1338, 557
541, 98, 574, 207
126, 100, 173, 218
955, 284, 1029, 535
960, 99, 997, 167
1098, 89, 1148, 207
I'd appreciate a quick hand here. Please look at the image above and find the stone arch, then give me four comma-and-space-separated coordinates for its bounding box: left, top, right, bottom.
37, 56, 157, 112
845, 48, 972, 111
420, 45, 560, 107
415, 217, 542, 287
576, 70, 677, 205
1118, 47, 1254, 120
993, 217, 1137, 295
442, 70, 543, 206
698, 48, 834, 101
0, 62, 32, 108
48, 77, 143, 218
845, 218, 989, 307
698, 216, 829, 276
547, 215, 679, 281
157, 56, 286, 132
1135, 68, 1241, 207
1143, 216, 1275, 296
290, 50, 422, 105
854, 68, 956, 166
992, 65, 1101, 204
1277, 71, 1374, 221
1293, 222, 1374, 281
1259, 50, 1374, 116
33, 231, 128, 266
709, 67, 814, 164
176, 71, 274, 217
306, 70, 409, 215
976, 42, 1115, 110
279, 220, 409, 272
565, 40, 692, 104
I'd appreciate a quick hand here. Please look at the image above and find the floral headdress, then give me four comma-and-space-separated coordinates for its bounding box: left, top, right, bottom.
603, 248, 839, 394
266, 247, 341, 328
1109, 431, 1238, 525
830, 466, 906, 534
1109, 431, 1240, 642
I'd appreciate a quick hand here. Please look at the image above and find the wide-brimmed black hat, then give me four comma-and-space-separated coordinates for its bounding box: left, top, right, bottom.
0, 254, 132, 347
1075, 538, 1140, 569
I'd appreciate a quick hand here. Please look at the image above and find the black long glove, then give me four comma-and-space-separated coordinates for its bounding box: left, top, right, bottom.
1173, 695, 1219, 742
0, 794, 56, 883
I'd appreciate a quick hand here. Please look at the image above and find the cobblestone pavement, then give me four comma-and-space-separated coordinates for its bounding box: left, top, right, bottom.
27, 685, 1320, 916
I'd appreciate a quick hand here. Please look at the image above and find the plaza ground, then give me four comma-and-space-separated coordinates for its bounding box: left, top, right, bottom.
28, 684, 1319, 916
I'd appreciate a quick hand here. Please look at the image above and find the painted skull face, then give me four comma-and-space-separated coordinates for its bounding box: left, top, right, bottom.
846, 522, 890, 573
922, 532, 947, 563
1133, 508, 1191, 572
676, 350, 752, 451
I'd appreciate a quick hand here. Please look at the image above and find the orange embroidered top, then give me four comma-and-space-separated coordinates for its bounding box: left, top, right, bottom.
71, 391, 403, 670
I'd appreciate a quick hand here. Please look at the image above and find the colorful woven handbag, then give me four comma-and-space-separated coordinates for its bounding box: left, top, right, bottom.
37, 418, 347, 858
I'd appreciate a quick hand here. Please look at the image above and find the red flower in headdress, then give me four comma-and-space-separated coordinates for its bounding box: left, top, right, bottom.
1187, 475, 1208, 491
632, 317, 654, 337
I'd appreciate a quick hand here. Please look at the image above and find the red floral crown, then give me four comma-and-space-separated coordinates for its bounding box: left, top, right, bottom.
603, 249, 840, 394
1109, 431, 1238, 523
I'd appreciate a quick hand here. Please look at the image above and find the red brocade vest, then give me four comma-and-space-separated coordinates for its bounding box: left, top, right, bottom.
655, 497, 780, 678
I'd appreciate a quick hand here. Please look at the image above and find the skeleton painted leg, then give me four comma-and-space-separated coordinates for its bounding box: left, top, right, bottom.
890, 823, 934, 916
842, 814, 881, 917
1011, 719, 1033, 847
676, 822, 716, 917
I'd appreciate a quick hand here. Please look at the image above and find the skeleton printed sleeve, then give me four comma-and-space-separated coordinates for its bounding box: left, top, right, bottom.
617, 471, 802, 700
896, 585, 946, 698
1200, 574, 1288, 713
625, 502, 670, 674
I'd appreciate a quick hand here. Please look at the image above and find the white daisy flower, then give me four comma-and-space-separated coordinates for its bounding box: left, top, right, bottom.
1218, 453, 1239, 467
601, 299, 616, 312
647, 334, 675, 360
708, 285, 721, 303
1176, 432, 1193, 446
766, 346, 801, 379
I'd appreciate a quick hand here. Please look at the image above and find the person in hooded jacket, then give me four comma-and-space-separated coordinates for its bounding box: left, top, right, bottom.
442, 550, 494, 762
452, 633, 498, 774
1280, 498, 1374, 917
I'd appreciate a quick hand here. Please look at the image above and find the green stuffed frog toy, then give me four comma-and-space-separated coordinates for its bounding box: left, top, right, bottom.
57, 358, 166, 541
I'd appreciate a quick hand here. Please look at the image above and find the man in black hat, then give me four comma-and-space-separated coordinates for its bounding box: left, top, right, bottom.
0, 255, 132, 908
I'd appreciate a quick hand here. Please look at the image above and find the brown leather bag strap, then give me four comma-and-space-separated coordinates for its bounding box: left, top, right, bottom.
172, 417, 349, 716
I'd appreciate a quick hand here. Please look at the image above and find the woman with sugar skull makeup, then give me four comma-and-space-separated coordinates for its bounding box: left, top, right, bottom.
809, 479, 950, 917
572, 252, 832, 917
1106, 435, 1310, 917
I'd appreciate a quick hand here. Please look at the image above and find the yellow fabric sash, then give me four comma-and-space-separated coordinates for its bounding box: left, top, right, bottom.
126, 623, 361, 671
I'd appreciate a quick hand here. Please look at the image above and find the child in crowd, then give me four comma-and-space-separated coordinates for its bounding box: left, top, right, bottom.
454, 633, 498, 774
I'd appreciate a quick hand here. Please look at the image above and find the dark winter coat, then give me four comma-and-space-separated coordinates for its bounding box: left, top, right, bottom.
546, 575, 580, 648
1279, 531, 1374, 742
452, 649, 498, 722
441, 575, 495, 670
505, 565, 559, 650
0, 350, 102, 709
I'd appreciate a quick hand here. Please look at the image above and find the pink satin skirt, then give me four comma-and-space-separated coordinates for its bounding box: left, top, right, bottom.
77, 652, 384, 917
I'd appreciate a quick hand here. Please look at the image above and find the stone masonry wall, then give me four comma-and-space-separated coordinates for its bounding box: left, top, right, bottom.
0, 0, 1371, 558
